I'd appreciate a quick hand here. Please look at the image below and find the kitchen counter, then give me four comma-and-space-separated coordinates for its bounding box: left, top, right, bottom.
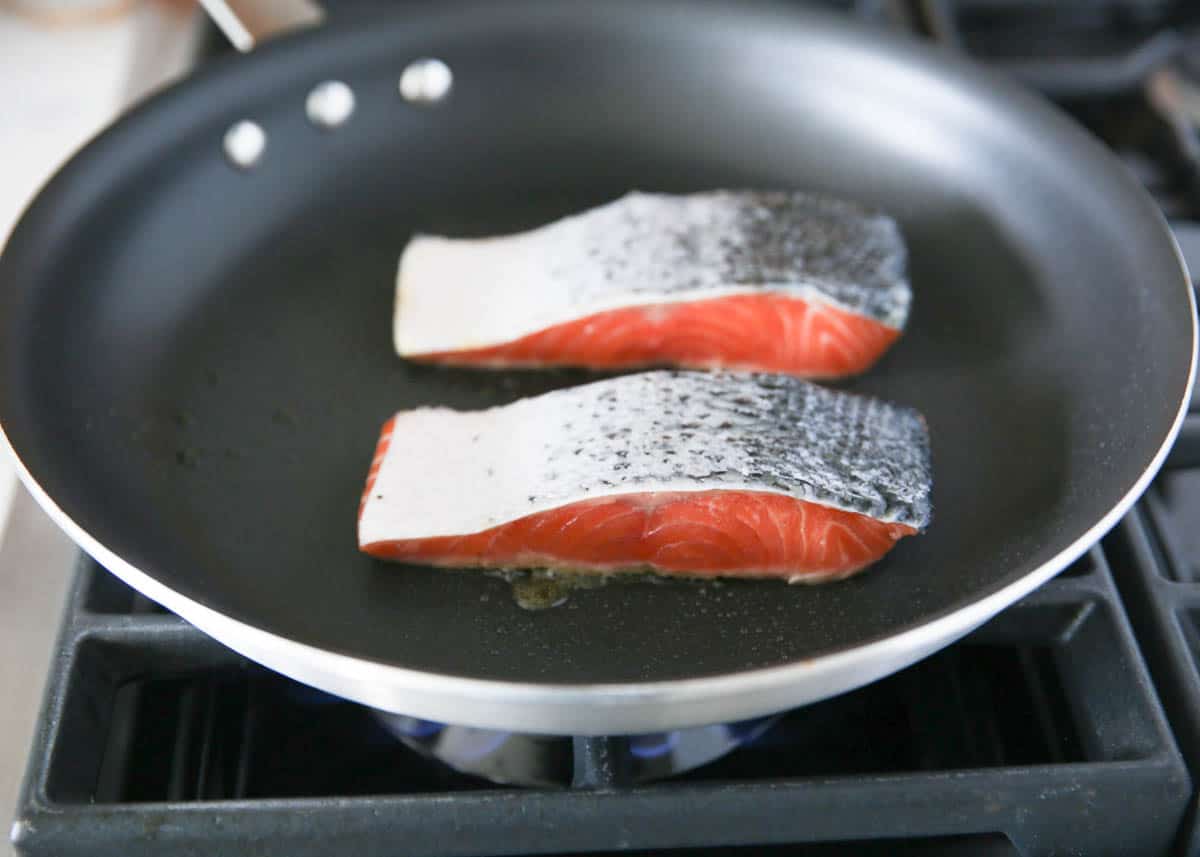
0, 5, 200, 851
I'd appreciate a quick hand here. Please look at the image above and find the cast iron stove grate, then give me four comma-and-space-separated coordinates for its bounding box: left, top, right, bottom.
10, 548, 1190, 857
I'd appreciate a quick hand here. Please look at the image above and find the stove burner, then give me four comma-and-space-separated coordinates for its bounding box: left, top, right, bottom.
373, 711, 779, 787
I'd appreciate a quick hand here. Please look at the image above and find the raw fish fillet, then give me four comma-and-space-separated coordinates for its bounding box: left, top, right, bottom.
394, 190, 910, 378
359, 372, 931, 582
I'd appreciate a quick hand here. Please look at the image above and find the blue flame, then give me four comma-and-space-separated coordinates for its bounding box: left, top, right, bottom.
397, 718, 446, 738
629, 731, 681, 759
456, 730, 513, 761
724, 716, 776, 745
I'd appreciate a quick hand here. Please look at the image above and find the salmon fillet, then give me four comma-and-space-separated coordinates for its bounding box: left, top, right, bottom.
359, 372, 931, 582
394, 191, 910, 378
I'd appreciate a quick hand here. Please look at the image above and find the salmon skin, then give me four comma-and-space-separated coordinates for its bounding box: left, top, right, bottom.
394, 190, 910, 378
359, 371, 931, 582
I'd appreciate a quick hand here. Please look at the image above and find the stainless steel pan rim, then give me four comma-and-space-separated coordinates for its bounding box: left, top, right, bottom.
3, 314, 1192, 734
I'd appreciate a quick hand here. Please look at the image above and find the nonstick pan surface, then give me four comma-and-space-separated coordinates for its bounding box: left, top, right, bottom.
0, 1, 1194, 733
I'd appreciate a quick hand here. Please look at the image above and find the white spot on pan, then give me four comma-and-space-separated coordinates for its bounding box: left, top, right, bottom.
223, 120, 266, 169
399, 58, 453, 105
306, 81, 356, 129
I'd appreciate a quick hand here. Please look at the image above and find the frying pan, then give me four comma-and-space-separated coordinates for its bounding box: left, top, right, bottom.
0, 0, 1194, 735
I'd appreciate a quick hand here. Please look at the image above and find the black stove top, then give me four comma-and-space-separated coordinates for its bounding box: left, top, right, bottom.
12, 1, 1200, 855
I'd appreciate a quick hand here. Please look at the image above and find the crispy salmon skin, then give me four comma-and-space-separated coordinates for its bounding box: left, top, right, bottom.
394, 191, 910, 378
359, 371, 931, 582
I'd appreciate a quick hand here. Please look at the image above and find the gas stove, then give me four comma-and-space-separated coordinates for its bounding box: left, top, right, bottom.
11, 540, 1196, 856
10, 1, 1200, 855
